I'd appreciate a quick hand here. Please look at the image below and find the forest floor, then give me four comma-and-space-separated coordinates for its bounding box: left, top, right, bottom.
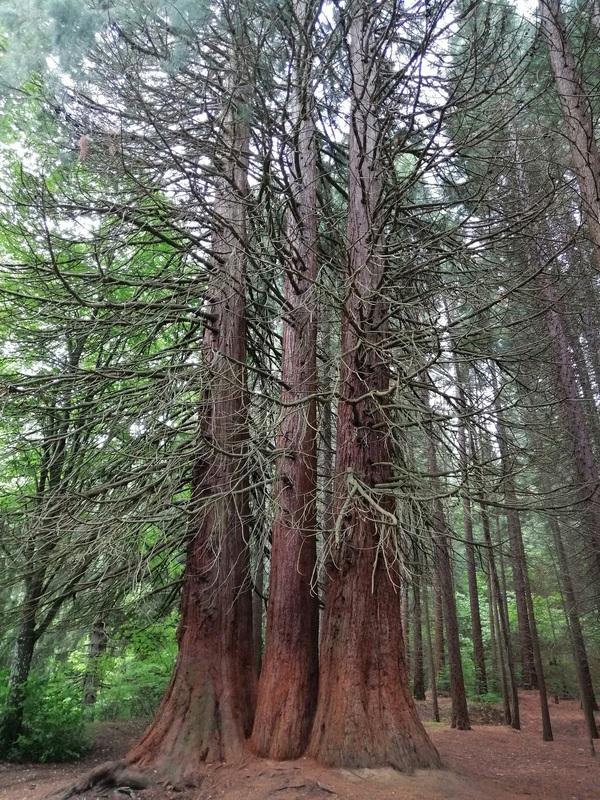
0, 691, 598, 800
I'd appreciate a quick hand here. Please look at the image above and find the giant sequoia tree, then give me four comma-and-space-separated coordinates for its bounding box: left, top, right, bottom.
3, 0, 600, 781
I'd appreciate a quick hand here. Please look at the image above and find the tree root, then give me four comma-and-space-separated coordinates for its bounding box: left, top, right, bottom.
51, 760, 152, 800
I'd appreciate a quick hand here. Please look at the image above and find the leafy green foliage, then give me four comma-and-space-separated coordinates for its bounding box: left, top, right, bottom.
89, 617, 177, 721
0, 668, 90, 762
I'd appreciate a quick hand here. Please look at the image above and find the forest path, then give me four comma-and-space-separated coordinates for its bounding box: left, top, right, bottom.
0, 692, 597, 800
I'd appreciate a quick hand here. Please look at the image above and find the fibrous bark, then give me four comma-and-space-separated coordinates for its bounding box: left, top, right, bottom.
307, 3, 440, 771
126, 64, 256, 782
250, 0, 320, 758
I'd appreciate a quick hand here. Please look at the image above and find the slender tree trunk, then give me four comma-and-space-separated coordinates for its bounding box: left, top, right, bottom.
454, 365, 487, 695
520, 549, 553, 741
251, 0, 320, 756
471, 424, 520, 729
308, 5, 440, 770
423, 584, 440, 722
490, 556, 512, 725
507, 129, 600, 590
127, 60, 256, 780
487, 556, 499, 692
413, 577, 426, 701
462, 492, 487, 695
551, 517, 599, 737
434, 580, 445, 675
563, 317, 600, 460
539, 0, 600, 271
491, 379, 537, 690
83, 620, 108, 707
425, 424, 471, 731
484, 501, 519, 728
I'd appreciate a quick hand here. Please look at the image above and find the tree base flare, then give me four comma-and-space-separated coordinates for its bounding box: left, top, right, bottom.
54, 760, 153, 800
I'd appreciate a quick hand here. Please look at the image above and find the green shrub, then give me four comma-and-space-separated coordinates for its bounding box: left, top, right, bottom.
470, 691, 503, 705
9, 671, 90, 762
90, 619, 177, 721
95, 655, 172, 720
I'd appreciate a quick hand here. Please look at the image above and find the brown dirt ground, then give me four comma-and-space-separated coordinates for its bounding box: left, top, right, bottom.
0, 692, 598, 800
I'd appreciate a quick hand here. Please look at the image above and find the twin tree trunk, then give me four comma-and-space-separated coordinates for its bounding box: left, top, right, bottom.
250, 1, 320, 756
308, 6, 440, 769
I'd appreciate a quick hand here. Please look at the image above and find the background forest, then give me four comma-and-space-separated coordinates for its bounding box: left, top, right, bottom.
0, 0, 599, 775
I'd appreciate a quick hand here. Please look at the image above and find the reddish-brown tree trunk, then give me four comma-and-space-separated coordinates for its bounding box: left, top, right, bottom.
402, 579, 411, 668
252, 546, 264, 675
307, 4, 440, 771
126, 75, 256, 782
251, 2, 319, 754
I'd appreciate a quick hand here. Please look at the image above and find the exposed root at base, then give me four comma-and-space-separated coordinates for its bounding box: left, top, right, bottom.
49, 760, 153, 800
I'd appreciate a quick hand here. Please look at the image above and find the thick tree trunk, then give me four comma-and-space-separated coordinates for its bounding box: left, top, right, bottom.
307, 4, 440, 771
251, 3, 319, 754
402, 579, 411, 668
126, 68, 256, 781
